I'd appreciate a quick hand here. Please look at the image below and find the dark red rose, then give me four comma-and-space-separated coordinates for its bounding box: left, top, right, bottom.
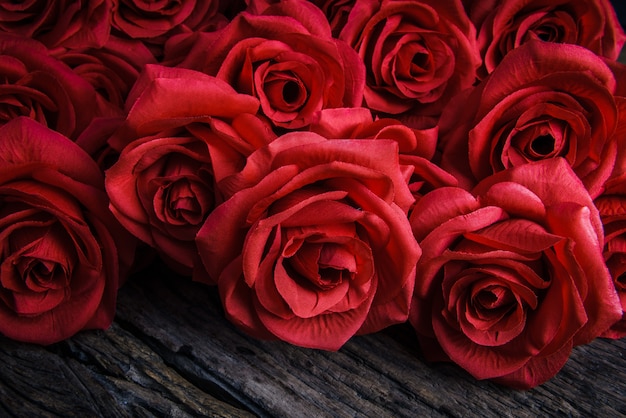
0, 0, 112, 49
309, 0, 356, 38
196, 133, 420, 350
594, 90, 626, 338
110, 0, 229, 50
595, 181, 626, 339
603, 59, 626, 182
51, 35, 157, 110
409, 158, 622, 389
439, 41, 620, 198
0, 33, 120, 141
0, 117, 136, 345
175, 0, 365, 130
75, 116, 125, 171
106, 64, 273, 282
463, 0, 626, 78
334, 0, 480, 126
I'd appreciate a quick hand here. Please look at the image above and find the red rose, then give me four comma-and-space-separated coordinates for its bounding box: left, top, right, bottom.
75, 116, 126, 172
409, 158, 622, 389
602, 59, 626, 181
595, 106, 626, 338
176, 0, 365, 130
111, 0, 229, 50
106, 65, 273, 282
595, 184, 626, 339
196, 133, 420, 350
334, 0, 480, 125
52, 35, 157, 110
440, 41, 620, 198
464, 0, 626, 78
309, 0, 355, 38
0, 0, 112, 49
310, 107, 457, 208
0, 33, 119, 140
0, 117, 136, 345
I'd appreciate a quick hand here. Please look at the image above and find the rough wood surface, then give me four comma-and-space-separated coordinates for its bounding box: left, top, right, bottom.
1, 261, 625, 417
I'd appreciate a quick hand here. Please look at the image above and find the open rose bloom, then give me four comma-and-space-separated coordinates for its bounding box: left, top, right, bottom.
464, 0, 626, 78
439, 40, 621, 197
105, 64, 272, 282
313, 0, 480, 128
197, 133, 420, 350
0, 0, 624, 391
0, 118, 135, 344
173, 0, 365, 130
409, 159, 622, 388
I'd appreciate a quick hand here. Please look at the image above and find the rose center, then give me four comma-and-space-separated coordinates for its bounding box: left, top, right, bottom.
289, 241, 357, 290
262, 71, 308, 111
166, 180, 201, 223
509, 118, 568, 162
282, 80, 301, 104
316, 267, 347, 289
153, 174, 214, 227
530, 134, 555, 156
533, 25, 561, 42
617, 272, 626, 291
17, 258, 63, 290
30, 260, 56, 281
472, 285, 516, 317
10, 223, 75, 292
411, 52, 430, 72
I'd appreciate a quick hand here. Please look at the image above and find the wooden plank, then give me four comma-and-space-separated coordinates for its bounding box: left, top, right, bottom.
0, 262, 625, 417
0, 325, 253, 417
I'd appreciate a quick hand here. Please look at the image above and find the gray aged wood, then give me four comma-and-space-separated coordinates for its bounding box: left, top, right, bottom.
1, 262, 625, 417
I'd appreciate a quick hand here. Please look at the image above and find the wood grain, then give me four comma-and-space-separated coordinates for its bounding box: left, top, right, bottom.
1, 262, 625, 417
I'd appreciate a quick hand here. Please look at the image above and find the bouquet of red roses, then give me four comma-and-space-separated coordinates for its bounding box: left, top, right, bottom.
0, 0, 625, 390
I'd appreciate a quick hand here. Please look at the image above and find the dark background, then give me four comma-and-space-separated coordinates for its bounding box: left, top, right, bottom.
612, 0, 626, 29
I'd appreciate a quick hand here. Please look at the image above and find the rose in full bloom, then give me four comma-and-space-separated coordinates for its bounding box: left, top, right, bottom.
105, 65, 273, 282
0, 33, 120, 140
463, 0, 626, 78
333, 0, 480, 126
439, 40, 620, 198
196, 133, 420, 350
409, 158, 622, 389
0, 117, 136, 345
0, 0, 112, 49
175, 0, 365, 130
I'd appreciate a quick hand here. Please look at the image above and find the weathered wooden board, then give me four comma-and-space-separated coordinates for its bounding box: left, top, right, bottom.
1, 262, 625, 417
